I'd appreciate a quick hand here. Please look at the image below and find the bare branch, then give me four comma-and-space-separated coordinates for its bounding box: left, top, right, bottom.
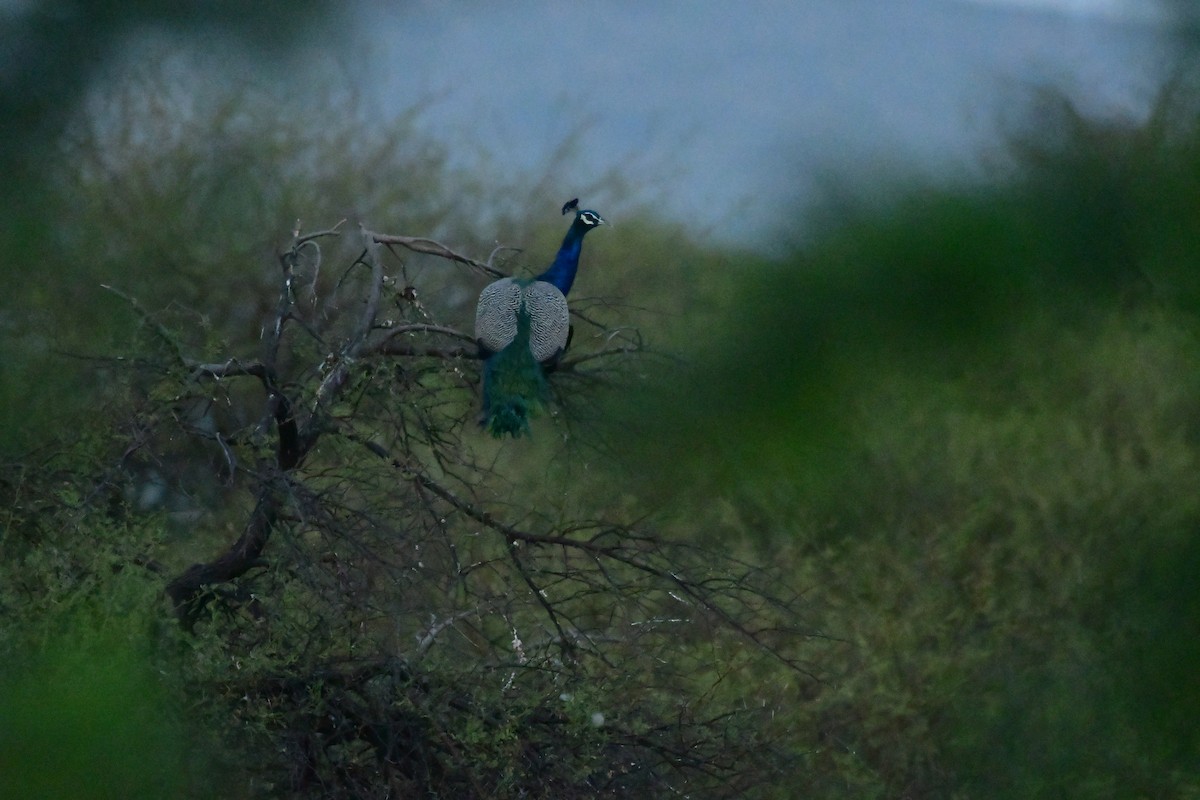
165, 484, 282, 630
486, 243, 521, 269
375, 232, 506, 278
350, 225, 386, 347
374, 322, 476, 345
558, 344, 644, 371
310, 225, 386, 416
294, 218, 346, 246
373, 344, 473, 360
406, 468, 814, 675
186, 358, 268, 381
414, 607, 489, 659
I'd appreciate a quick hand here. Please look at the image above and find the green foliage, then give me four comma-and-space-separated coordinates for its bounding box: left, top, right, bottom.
622, 82, 1200, 797
809, 309, 1200, 798
8, 8, 1200, 797
0, 436, 227, 799
0, 627, 190, 800
627, 78, 1200, 499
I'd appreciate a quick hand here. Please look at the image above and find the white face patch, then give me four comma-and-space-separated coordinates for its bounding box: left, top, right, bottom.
580, 211, 605, 227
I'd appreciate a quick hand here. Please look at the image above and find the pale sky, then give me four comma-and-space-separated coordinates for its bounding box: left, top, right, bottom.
362, 0, 1172, 241
12, 0, 1170, 244
955, 0, 1173, 23
0, 0, 1176, 23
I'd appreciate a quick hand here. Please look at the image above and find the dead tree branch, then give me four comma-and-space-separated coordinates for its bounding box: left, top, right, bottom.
373, 232, 506, 278
151, 217, 675, 656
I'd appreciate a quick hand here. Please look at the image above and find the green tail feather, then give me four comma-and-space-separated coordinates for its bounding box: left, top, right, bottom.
481, 302, 550, 438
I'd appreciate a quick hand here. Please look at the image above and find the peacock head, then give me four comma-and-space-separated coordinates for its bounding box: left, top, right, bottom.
562, 198, 606, 230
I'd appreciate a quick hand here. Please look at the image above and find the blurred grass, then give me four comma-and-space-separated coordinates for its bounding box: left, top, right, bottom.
0, 633, 191, 800
609, 80, 1200, 797
0, 512, 213, 800
621, 77, 1200, 493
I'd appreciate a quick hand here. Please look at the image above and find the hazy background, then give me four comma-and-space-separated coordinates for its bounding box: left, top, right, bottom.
357, 0, 1178, 241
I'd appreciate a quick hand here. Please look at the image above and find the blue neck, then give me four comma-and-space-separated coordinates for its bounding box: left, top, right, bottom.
535, 217, 591, 296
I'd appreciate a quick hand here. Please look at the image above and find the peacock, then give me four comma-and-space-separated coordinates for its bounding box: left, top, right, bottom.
474, 199, 606, 437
